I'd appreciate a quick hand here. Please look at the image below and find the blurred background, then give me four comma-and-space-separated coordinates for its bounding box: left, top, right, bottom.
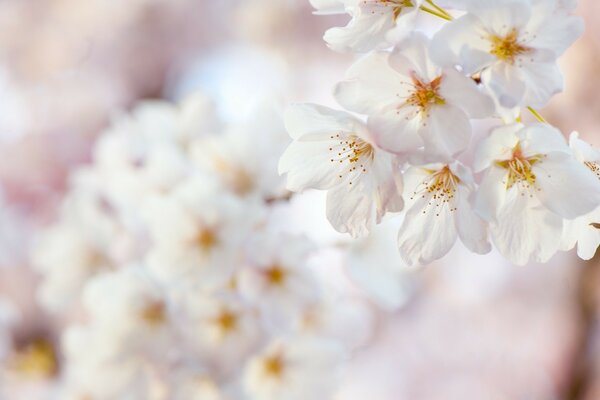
0, 0, 599, 399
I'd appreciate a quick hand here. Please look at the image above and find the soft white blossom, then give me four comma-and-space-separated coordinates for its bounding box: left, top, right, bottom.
316, 0, 424, 53
279, 103, 404, 237
474, 123, 600, 264
561, 132, 600, 260
335, 33, 494, 158
398, 161, 490, 266
238, 233, 319, 328
243, 336, 343, 400
431, 0, 583, 108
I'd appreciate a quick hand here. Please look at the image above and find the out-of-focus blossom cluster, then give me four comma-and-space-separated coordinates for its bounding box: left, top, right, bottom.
28, 94, 389, 400
280, 0, 600, 266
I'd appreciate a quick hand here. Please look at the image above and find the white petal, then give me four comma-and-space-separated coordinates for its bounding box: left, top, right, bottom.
473, 124, 520, 172
284, 103, 357, 140
569, 131, 600, 163
397, 195, 458, 266
421, 104, 471, 158
439, 68, 494, 118
481, 62, 526, 108
430, 13, 494, 73
490, 189, 563, 265
278, 140, 345, 191
534, 153, 600, 219
455, 186, 492, 254
528, 15, 583, 57
334, 52, 409, 115
519, 60, 563, 108
577, 220, 600, 260
326, 183, 375, 237
518, 123, 569, 157
389, 32, 440, 81
474, 165, 509, 222
368, 108, 424, 154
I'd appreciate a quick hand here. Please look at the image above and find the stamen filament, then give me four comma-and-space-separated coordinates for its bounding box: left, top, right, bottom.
425, 0, 453, 19
419, 5, 452, 21
527, 106, 546, 123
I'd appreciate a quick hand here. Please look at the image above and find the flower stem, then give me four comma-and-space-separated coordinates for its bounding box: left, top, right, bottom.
527, 106, 547, 123
419, 5, 452, 21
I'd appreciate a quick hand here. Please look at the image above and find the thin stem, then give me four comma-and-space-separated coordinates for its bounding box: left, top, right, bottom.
419, 5, 452, 21
425, 0, 453, 19
527, 106, 547, 123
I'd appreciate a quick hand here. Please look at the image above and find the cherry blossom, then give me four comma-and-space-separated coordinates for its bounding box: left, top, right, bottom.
474, 123, 600, 264
431, 0, 583, 108
398, 162, 490, 266
279, 103, 404, 237
335, 33, 494, 158
561, 132, 600, 260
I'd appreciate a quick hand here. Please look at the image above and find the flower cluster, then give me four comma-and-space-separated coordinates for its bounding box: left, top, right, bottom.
32, 95, 376, 400
281, 0, 600, 266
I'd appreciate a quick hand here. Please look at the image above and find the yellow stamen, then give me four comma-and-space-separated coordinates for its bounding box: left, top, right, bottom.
407, 74, 446, 112
141, 300, 166, 326
490, 28, 531, 64
376, 0, 415, 20
11, 338, 58, 378
214, 309, 238, 335
265, 265, 287, 286
329, 134, 374, 186
196, 228, 218, 252
263, 353, 285, 379
585, 161, 600, 180
496, 143, 543, 189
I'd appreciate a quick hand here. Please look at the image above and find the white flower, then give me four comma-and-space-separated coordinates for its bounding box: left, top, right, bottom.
191, 102, 289, 200
238, 233, 319, 328
561, 132, 600, 260
180, 290, 261, 375
398, 162, 491, 266
318, 0, 424, 53
61, 325, 153, 400
168, 368, 224, 400
33, 172, 120, 312
474, 123, 600, 265
92, 93, 219, 217
144, 176, 258, 288
243, 336, 343, 400
81, 266, 173, 355
335, 33, 494, 159
278, 103, 404, 237
431, 0, 583, 108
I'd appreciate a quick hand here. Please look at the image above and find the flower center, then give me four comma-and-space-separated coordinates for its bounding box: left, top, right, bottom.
213, 156, 255, 196
265, 265, 287, 286
263, 353, 285, 380
496, 144, 544, 190
196, 228, 218, 252
489, 28, 531, 64
376, 0, 415, 19
11, 338, 58, 378
329, 134, 375, 186
214, 308, 238, 335
585, 161, 600, 180
141, 300, 167, 326
407, 73, 445, 112
411, 165, 460, 216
